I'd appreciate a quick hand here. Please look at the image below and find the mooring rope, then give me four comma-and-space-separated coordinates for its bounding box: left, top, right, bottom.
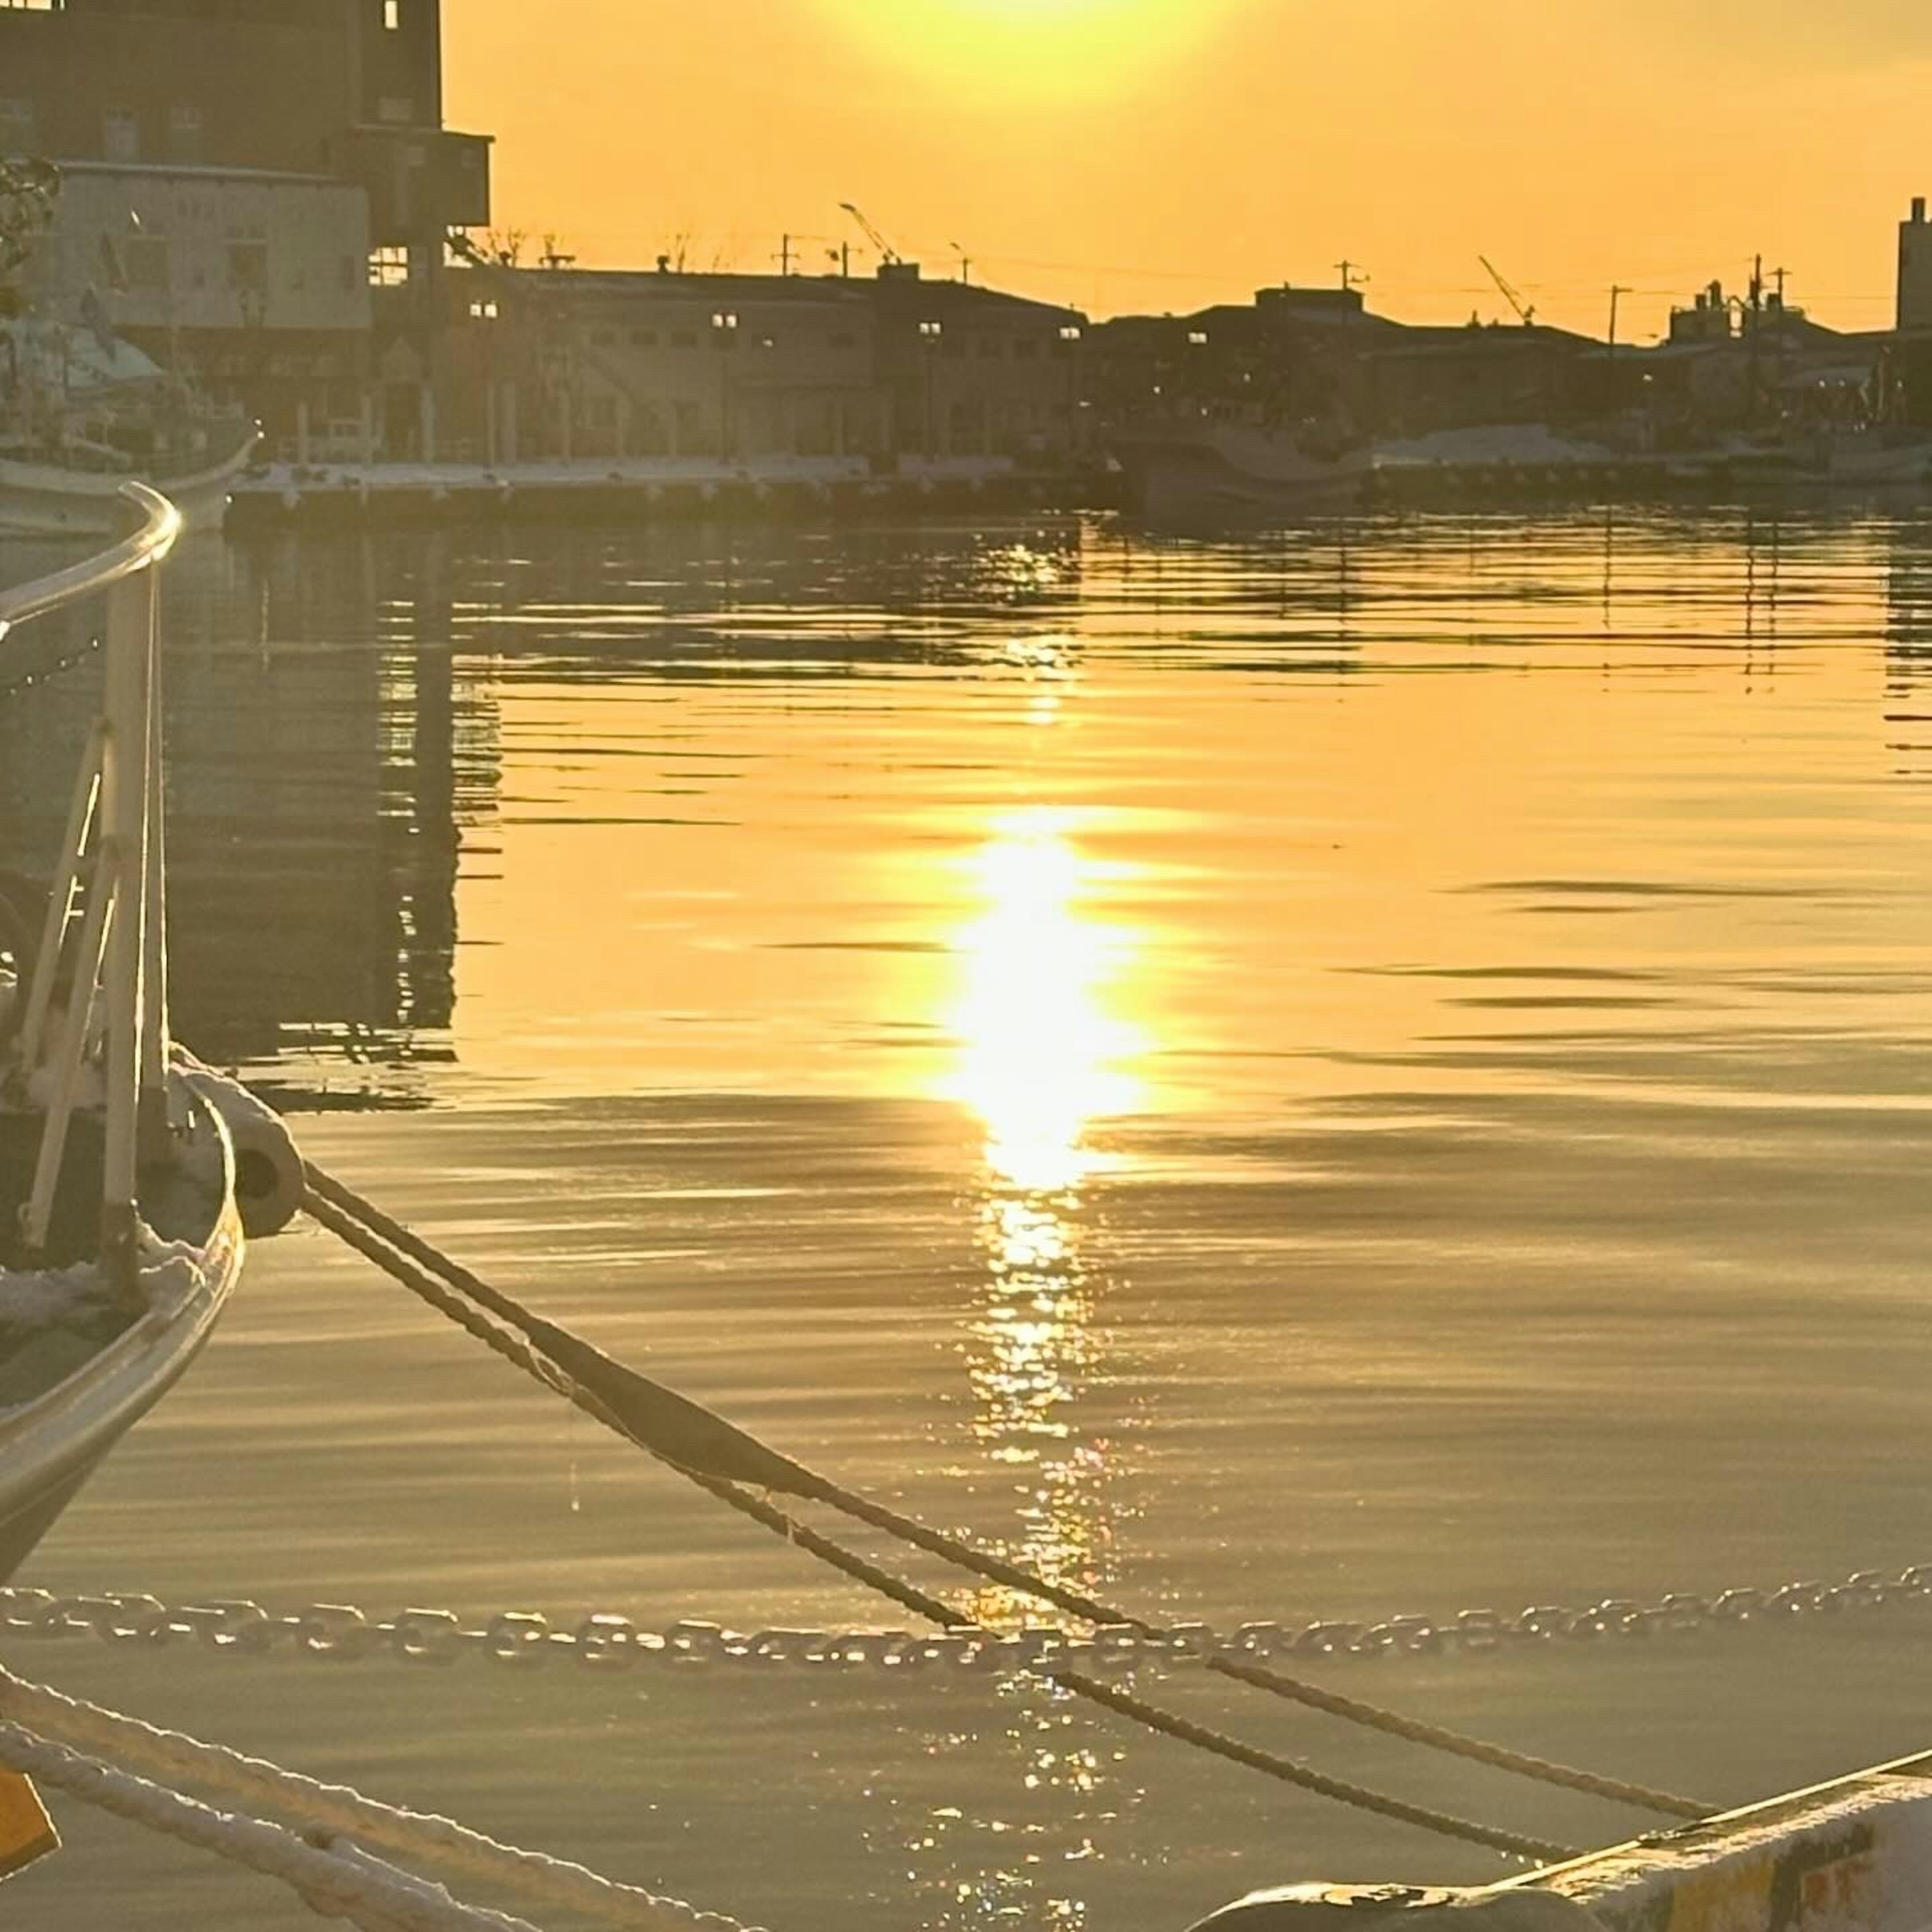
0, 1662, 760, 1932
0, 1721, 540, 1932
302, 1169, 1594, 1862
302, 1162, 1707, 1823
305, 1187, 1575, 1859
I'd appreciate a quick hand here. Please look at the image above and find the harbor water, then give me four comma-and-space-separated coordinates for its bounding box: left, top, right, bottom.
4, 505, 1932, 1930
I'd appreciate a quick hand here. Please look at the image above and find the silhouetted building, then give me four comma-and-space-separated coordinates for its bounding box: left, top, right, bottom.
441, 260, 1089, 466
0, 0, 491, 455
870, 263, 1087, 461
1086, 283, 1381, 427
1900, 198, 1932, 332
1089, 284, 1597, 442
444, 267, 888, 462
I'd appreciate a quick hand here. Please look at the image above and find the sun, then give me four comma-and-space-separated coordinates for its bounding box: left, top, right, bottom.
814, 0, 1237, 104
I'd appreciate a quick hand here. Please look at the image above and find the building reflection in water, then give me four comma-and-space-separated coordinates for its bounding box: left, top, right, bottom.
1884, 520, 1932, 777
934, 802, 1147, 1930
0, 533, 499, 1102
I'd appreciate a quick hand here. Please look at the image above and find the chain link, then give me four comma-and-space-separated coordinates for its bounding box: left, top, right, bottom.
7, 1564, 1927, 1676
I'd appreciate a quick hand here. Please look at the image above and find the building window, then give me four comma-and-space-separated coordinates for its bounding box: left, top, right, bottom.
168, 101, 203, 162
103, 108, 140, 162
383, 0, 401, 27
628, 326, 657, 346
1014, 338, 1040, 360
227, 240, 268, 292
469, 298, 499, 320
377, 97, 415, 124
590, 327, 617, 347
670, 329, 697, 348
978, 337, 1002, 358
829, 331, 856, 349
368, 245, 410, 288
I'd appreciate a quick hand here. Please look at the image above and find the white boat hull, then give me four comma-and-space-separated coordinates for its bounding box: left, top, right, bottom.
1115, 422, 1372, 523
0, 1083, 245, 1584
0, 435, 256, 538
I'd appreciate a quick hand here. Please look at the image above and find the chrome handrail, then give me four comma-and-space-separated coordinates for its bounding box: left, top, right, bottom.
0, 482, 182, 634
2, 482, 180, 1298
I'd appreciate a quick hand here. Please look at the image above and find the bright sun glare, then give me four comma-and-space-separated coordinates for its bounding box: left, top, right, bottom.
817, 0, 1233, 103
949, 809, 1143, 1195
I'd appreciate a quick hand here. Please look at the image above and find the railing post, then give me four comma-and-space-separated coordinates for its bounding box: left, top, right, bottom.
139, 565, 171, 1147
3, 485, 180, 1295
99, 569, 153, 1300
15, 722, 103, 1073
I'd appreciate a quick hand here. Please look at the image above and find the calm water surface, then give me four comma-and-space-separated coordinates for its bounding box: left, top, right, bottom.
4, 506, 1932, 1930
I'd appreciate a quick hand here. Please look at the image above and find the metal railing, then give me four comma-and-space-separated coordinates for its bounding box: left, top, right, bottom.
0, 481, 182, 1297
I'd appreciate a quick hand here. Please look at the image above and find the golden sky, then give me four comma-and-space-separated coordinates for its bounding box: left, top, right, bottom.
449, 0, 1932, 340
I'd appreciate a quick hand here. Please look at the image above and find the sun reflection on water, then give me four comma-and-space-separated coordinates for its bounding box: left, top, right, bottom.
950, 810, 1142, 1198
930, 807, 1147, 1928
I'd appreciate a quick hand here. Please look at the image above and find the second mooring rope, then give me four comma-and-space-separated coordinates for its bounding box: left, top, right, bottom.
0, 1722, 539, 1932
297, 1162, 1728, 1860
301, 1183, 1578, 1861
0, 1661, 759, 1932
302, 1163, 1707, 1823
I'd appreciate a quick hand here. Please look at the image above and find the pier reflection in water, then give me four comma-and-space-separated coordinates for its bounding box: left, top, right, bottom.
0, 532, 498, 1096
7, 507, 1932, 1932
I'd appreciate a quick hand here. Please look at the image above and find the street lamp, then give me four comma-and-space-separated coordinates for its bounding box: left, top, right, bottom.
1058, 321, 1083, 456
237, 283, 269, 438
918, 318, 943, 460
711, 308, 739, 458
1184, 328, 1210, 414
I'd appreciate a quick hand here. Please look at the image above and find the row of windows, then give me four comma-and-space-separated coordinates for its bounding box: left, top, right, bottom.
570, 324, 866, 352
0, 101, 201, 163
63, 234, 362, 300
203, 350, 359, 380
0, 93, 422, 166
532, 325, 1068, 358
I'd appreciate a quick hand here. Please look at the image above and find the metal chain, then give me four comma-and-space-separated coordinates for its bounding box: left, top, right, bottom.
0, 634, 101, 703
8, 1565, 1926, 1675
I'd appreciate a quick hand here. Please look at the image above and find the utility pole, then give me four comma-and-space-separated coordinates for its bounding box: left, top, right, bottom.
950, 241, 970, 285
1746, 254, 1763, 425
1607, 284, 1630, 361
1336, 259, 1366, 294
777, 233, 793, 275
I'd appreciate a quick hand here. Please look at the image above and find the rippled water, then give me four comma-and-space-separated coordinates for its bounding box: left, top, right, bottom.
5, 506, 1932, 1931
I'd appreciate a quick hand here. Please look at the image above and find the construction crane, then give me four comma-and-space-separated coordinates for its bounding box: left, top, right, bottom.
838, 202, 902, 268
1478, 255, 1536, 327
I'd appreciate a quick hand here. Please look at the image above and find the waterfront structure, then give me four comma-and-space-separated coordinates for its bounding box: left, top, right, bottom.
440, 260, 1087, 467
1088, 283, 1597, 444
1900, 197, 1932, 332
444, 267, 887, 464
869, 262, 1088, 461
0, 0, 492, 456
14, 160, 373, 457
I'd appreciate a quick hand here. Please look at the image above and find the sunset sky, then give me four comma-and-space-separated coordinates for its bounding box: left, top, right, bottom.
448, 0, 1932, 342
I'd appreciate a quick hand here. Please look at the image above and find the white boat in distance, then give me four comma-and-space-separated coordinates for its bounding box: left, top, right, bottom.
1112, 417, 1376, 519
0, 431, 257, 539
0, 486, 296, 1582
0, 325, 256, 537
